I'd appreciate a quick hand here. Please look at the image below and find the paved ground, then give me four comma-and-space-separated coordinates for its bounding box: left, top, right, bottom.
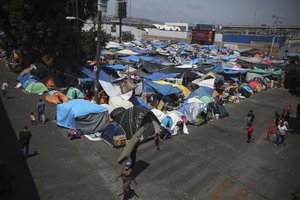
1, 60, 300, 200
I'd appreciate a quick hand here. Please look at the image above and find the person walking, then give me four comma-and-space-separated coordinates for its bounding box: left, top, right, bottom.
19, 126, 32, 158
1, 81, 9, 98
247, 123, 254, 143
116, 162, 137, 200
30, 112, 37, 125
246, 110, 255, 126
277, 121, 287, 146
37, 98, 46, 124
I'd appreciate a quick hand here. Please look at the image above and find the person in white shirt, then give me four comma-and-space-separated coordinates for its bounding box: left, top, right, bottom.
277, 121, 287, 145
1, 81, 9, 98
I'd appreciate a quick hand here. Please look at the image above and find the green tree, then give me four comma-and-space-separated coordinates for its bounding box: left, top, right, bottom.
0, 0, 108, 70
284, 63, 300, 96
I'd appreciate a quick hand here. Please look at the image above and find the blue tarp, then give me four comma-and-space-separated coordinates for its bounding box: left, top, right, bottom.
180, 50, 189, 55
177, 42, 191, 46
187, 86, 214, 99
212, 64, 247, 74
144, 81, 181, 96
17, 74, 40, 85
287, 53, 300, 57
81, 66, 115, 82
179, 102, 207, 123
56, 99, 108, 129
222, 55, 237, 61
143, 72, 180, 81
104, 64, 127, 70
136, 98, 152, 110
187, 57, 217, 64
243, 85, 253, 93
120, 55, 152, 62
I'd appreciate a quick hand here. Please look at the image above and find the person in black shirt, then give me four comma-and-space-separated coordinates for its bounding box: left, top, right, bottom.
246, 110, 255, 126
19, 126, 32, 158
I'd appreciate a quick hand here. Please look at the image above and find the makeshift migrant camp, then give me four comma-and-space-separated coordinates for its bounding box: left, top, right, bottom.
45, 90, 68, 104
56, 99, 109, 135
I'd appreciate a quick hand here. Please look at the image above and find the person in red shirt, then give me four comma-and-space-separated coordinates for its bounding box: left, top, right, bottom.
247, 123, 254, 143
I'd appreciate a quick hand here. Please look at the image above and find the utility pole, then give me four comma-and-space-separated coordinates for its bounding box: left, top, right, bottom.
117, 0, 127, 43
94, 0, 108, 103
269, 15, 283, 56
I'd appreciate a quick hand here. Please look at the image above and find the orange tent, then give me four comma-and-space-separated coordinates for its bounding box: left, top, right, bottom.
45, 91, 68, 104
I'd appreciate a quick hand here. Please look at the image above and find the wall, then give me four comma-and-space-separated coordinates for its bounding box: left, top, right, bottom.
223, 34, 286, 45
102, 24, 146, 40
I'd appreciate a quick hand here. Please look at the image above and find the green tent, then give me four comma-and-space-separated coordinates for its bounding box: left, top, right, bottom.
25, 82, 48, 94
66, 87, 85, 100
272, 69, 284, 75
118, 127, 145, 164
200, 96, 215, 104
250, 68, 271, 74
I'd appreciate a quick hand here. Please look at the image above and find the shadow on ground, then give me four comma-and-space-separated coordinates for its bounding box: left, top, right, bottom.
0, 97, 40, 200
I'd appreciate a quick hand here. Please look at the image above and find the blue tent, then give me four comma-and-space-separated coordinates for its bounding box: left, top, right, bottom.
143, 72, 180, 81
56, 99, 108, 134
187, 86, 214, 99
144, 81, 181, 96
17, 74, 40, 85
222, 55, 237, 61
179, 102, 207, 124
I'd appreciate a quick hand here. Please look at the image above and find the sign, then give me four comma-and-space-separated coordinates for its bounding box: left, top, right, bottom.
191, 29, 215, 45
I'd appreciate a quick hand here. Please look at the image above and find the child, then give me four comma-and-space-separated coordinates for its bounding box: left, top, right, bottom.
30, 112, 37, 125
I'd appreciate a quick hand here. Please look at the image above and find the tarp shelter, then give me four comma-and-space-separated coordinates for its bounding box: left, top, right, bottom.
22, 79, 37, 89
17, 74, 40, 85
187, 86, 214, 99
143, 72, 180, 81
153, 80, 191, 96
144, 81, 181, 97
192, 78, 214, 88
179, 102, 207, 124
116, 49, 139, 56
45, 90, 68, 104
248, 81, 263, 92
119, 105, 159, 140
24, 82, 48, 94
56, 99, 109, 134
66, 87, 85, 100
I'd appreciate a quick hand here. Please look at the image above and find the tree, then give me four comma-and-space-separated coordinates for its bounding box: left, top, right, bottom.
0, 0, 107, 70
284, 62, 300, 96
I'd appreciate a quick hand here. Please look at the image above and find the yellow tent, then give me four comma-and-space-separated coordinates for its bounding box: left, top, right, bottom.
153, 80, 191, 96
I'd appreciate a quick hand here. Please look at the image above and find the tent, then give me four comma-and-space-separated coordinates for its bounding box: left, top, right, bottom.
144, 81, 181, 97
66, 87, 85, 100
143, 72, 180, 81
187, 86, 214, 99
101, 122, 126, 147
217, 104, 229, 118
24, 82, 48, 94
56, 99, 109, 134
248, 81, 263, 92
45, 90, 68, 104
179, 102, 207, 124
153, 80, 191, 96
119, 105, 159, 140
